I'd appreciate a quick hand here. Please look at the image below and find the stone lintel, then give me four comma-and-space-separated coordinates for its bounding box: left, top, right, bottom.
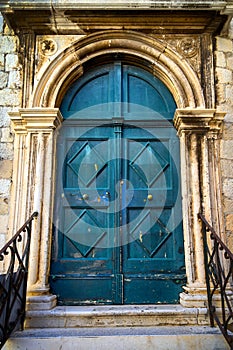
174, 108, 225, 135
9, 108, 63, 132
1, 8, 227, 36
0, 1, 229, 11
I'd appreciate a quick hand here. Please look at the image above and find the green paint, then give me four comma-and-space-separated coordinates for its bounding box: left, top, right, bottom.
50, 62, 185, 305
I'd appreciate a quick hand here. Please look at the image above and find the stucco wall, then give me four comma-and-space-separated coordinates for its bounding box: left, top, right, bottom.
0, 14, 21, 247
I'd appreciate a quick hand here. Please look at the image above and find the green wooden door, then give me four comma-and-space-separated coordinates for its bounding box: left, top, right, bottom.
50, 62, 185, 305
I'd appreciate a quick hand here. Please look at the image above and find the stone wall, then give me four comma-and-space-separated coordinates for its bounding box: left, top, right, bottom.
216, 19, 233, 250
0, 14, 21, 247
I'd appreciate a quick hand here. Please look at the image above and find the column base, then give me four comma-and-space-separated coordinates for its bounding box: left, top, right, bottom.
180, 284, 233, 308
26, 294, 57, 311
180, 285, 208, 308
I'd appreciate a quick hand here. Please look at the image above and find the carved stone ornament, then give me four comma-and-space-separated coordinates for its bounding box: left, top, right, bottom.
177, 38, 198, 58
40, 39, 57, 56
156, 36, 201, 77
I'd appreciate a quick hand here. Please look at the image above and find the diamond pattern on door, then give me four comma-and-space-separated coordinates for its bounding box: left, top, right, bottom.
130, 142, 169, 186
67, 141, 106, 187
64, 209, 107, 257
129, 211, 172, 258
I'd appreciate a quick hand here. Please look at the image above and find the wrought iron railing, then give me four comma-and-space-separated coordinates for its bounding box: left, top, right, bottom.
0, 212, 38, 349
199, 213, 233, 349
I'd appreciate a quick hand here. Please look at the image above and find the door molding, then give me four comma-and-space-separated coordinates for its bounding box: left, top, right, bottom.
7, 30, 226, 310
32, 31, 205, 109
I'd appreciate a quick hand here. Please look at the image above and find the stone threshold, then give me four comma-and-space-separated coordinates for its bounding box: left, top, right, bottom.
25, 304, 210, 328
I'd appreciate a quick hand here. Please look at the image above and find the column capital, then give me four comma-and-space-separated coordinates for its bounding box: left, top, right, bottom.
9, 108, 63, 133
174, 108, 225, 136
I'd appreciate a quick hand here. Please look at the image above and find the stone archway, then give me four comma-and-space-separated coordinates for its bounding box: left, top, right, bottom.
32, 30, 205, 109
8, 30, 225, 310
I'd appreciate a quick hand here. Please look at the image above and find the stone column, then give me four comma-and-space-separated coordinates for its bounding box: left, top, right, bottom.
174, 108, 225, 308
9, 108, 63, 310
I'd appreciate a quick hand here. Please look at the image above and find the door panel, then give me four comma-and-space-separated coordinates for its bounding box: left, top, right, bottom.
122, 126, 184, 303
51, 126, 116, 304
65, 67, 115, 118
122, 65, 176, 120
50, 62, 185, 305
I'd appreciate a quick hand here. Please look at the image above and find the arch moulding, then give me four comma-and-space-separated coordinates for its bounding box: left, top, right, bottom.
8, 30, 226, 311
32, 30, 205, 109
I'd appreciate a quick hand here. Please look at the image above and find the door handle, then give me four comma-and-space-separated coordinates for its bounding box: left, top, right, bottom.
147, 194, 153, 201
82, 194, 89, 200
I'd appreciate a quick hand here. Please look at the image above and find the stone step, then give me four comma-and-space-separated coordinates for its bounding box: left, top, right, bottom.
3, 326, 228, 350
25, 304, 210, 328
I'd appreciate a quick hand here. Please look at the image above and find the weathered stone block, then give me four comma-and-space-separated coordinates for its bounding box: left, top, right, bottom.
0, 233, 6, 249
229, 18, 233, 40
217, 104, 233, 113
5, 53, 19, 71
216, 67, 232, 84
0, 142, 13, 160
0, 15, 3, 34
226, 54, 233, 70
0, 159, 12, 178
215, 51, 226, 68
0, 107, 12, 127
226, 232, 233, 252
226, 214, 233, 232
0, 215, 8, 234
223, 122, 233, 140
223, 198, 233, 212
216, 83, 226, 103
0, 54, 4, 71
0, 36, 17, 54
224, 110, 233, 122
0, 127, 13, 143
0, 71, 8, 89
0, 89, 21, 106
217, 107, 233, 122
216, 37, 233, 52
8, 70, 21, 89
221, 159, 233, 178
221, 140, 233, 159
223, 178, 233, 199
226, 85, 233, 102
0, 179, 11, 197
0, 197, 8, 215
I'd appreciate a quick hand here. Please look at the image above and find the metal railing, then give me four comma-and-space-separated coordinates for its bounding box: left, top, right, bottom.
0, 212, 38, 349
199, 213, 233, 349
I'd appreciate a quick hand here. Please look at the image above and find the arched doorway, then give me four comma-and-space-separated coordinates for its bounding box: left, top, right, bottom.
50, 61, 185, 305
8, 30, 224, 310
